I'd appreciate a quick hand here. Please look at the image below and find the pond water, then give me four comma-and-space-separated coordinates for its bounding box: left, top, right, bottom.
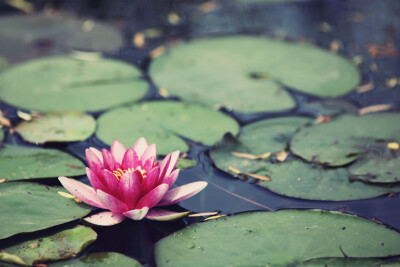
0, 0, 400, 266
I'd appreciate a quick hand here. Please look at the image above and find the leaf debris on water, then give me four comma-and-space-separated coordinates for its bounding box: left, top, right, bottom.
58, 191, 75, 199
167, 12, 180, 25
387, 142, 399, 151
386, 77, 398, 88
244, 173, 271, 181
228, 166, 241, 174
159, 88, 169, 97
150, 46, 166, 59
133, 32, 146, 48
17, 110, 33, 121
198, 1, 218, 14
314, 115, 331, 124
231, 151, 271, 160
204, 215, 226, 221
358, 104, 392, 115
5, 0, 34, 13
275, 151, 289, 162
356, 82, 374, 93
189, 212, 219, 217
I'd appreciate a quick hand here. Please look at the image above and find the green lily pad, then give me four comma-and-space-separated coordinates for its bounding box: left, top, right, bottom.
0, 13, 123, 63
155, 210, 400, 266
0, 182, 91, 240
176, 158, 197, 170
0, 56, 148, 112
298, 258, 396, 267
96, 101, 239, 155
210, 116, 311, 176
257, 160, 400, 201
349, 153, 400, 183
150, 37, 360, 112
0, 129, 4, 142
15, 111, 96, 144
49, 252, 142, 267
0, 145, 86, 181
0, 56, 7, 72
291, 113, 400, 166
0, 225, 97, 266
211, 134, 400, 200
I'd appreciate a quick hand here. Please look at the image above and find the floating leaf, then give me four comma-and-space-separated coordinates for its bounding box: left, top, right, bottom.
96, 101, 239, 155
0, 56, 147, 112
49, 252, 142, 267
15, 111, 96, 144
0, 225, 97, 266
291, 113, 400, 166
0, 145, 86, 181
155, 210, 400, 266
0, 13, 123, 63
0, 182, 91, 239
0, 55, 7, 72
298, 258, 394, 267
150, 37, 360, 112
212, 135, 400, 200
210, 117, 311, 177
176, 158, 197, 170
349, 153, 400, 183
256, 160, 400, 201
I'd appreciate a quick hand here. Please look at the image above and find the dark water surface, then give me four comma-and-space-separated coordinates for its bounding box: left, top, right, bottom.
1, 0, 400, 266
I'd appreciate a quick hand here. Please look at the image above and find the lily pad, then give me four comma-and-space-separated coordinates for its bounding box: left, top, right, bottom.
0, 56, 7, 72
49, 252, 142, 267
150, 37, 360, 112
298, 258, 395, 267
291, 113, 400, 166
257, 160, 400, 201
0, 13, 123, 63
0, 145, 86, 181
0, 225, 97, 266
96, 101, 239, 155
349, 153, 400, 183
0, 182, 91, 239
176, 158, 197, 170
211, 134, 400, 201
0, 56, 148, 112
155, 210, 400, 266
15, 111, 96, 144
210, 116, 311, 175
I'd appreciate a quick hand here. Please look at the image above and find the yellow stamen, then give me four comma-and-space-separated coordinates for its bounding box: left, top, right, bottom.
112, 167, 147, 180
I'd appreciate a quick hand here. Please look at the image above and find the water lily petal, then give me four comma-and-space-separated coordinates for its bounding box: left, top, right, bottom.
141, 144, 156, 165
157, 181, 208, 207
58, 177, 104, 209
86, 167, 107, 192
84, 211, 125, 226
145, 209, 190, 221
123, 207, 149, 220
143, 157, 156, 172
102, 149, 118, 171
86, 149, 103, 173
140, 166, 161, 196
162, 169, 180, 189
119, 171, 141, 209
132, 137, 148, 158
111, 140, 126, 164
160, 150, 179, 178
121, 148, 139, 170
100, 169, 120, 194
97, 190, 128, 213
136, 183, 169, 209
89, 147, 103, 163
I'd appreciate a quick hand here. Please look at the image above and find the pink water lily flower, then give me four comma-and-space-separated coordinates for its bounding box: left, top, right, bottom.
58, 138, 207, 226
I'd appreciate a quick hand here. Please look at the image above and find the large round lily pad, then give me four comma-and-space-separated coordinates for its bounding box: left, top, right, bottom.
155, 210, 400, 266
15, 111, 96, 144
0, 13, 123, 63
150, 37, 360, 112
96, 101, 239, 154
211, 134, 400, 201
0, 182, 91, 239
291, 113, 400, 166
0, 145, 86, 181
50, 253, 142, 267
0, 56, 148, 112
0, 225, 97, 266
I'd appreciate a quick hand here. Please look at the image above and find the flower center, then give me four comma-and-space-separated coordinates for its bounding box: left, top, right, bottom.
112, 166, 147, 180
